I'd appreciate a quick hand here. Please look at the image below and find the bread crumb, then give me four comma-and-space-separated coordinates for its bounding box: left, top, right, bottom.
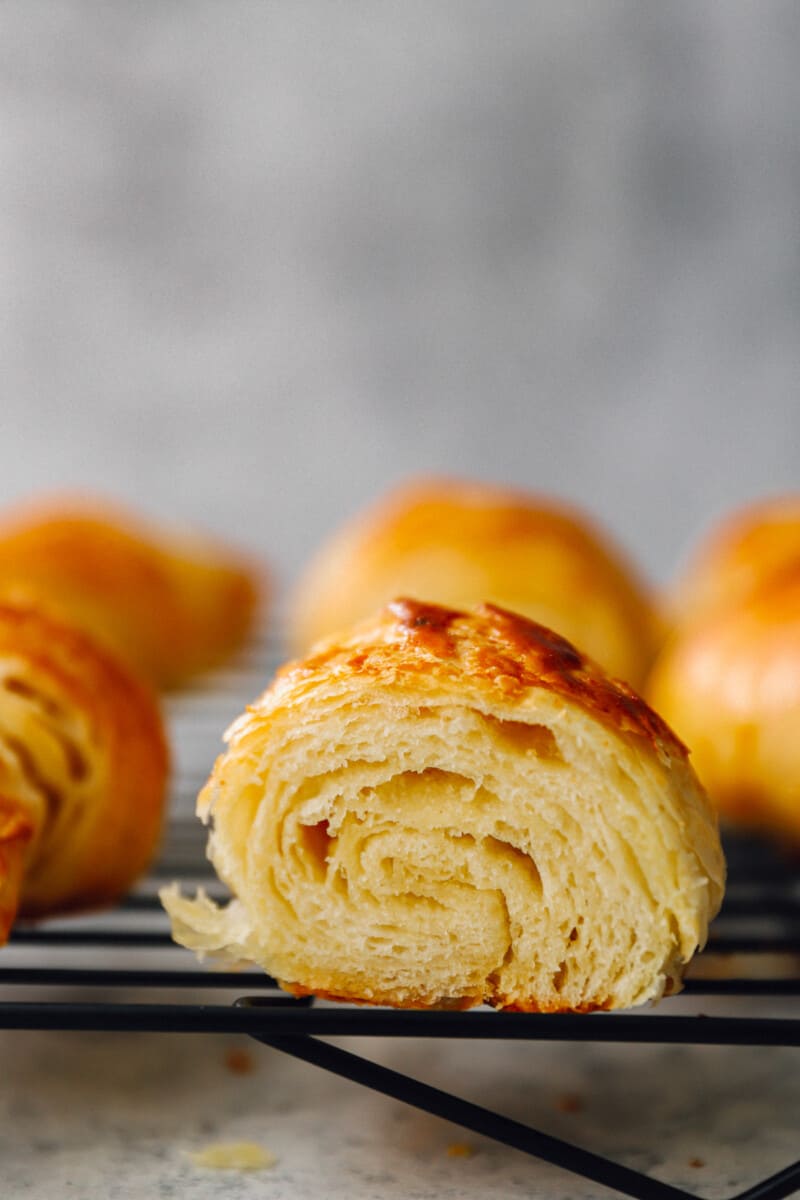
447, 1142, 474, 1158
555, 1093, 583, 1114
689, 1157, 705, 1169
495, 674, 520, 695
187, 1142, 276, 1171
224, 1047, 255, 1075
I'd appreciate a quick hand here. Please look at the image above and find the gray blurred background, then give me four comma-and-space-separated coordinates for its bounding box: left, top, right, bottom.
1, 1, 798, 592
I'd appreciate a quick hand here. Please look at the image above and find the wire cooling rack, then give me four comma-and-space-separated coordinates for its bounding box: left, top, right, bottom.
0, 634, 798, 1200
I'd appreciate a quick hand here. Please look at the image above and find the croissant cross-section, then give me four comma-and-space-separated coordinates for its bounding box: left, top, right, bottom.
163, 600, 724, 1012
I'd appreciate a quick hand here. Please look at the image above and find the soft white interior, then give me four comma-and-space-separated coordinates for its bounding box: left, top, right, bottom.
164, 689, 719, 1011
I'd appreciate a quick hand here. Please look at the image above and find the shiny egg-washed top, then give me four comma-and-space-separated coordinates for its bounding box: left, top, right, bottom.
260, 598, 685, 763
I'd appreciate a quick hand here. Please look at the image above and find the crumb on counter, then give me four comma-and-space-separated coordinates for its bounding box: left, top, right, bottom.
689, 1157, 706, 1169
555, 1092, 583, 1114
224, 1047, 255, 1074
187, 1142, 277, 1171
447, 1142, 475, 1158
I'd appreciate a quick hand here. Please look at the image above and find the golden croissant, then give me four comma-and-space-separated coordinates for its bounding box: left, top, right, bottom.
0, 495, 263, 688
163, 599, 724, 1012
648, 495, 800, 841
289, 477, 657, 687
668, 494, 800, 628
650, 568, 800, 842
0, 601, 168, 941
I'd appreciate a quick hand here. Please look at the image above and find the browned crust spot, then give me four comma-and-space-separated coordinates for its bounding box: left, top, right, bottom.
285, 597, 685, 759
280, 978, 614, 1014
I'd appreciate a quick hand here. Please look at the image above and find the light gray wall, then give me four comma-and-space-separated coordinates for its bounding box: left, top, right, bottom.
1, 2, 798, 591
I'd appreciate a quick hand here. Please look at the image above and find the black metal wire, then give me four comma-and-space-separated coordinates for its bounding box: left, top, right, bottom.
734, 1164, 800, 1200
0, 995, 797, 1045
3, 965, 799, 996
9, 929, 173, 946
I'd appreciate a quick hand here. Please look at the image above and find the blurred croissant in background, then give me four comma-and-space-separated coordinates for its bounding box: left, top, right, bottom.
0, 495, 264, 689
666, 495, 800, 626
648, 495, 800, 843
290, 477, 658, 688
0, 600, 168, 942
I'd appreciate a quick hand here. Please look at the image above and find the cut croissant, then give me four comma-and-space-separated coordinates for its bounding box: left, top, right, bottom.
289, 477, 657, 686
0, 494, 263, 687
163, 599, 724, 1012
0, 601, 168, 941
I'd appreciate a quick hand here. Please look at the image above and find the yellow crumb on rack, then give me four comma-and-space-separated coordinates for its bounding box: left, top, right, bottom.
446, 1142, 475, 1158
187, 1141, 277, 1171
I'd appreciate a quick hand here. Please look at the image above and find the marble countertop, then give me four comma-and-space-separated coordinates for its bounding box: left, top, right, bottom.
1, 991, 797, 1200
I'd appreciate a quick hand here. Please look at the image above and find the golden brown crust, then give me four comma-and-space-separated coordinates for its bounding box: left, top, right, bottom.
165, 598, 723, 1014
281, 979, 613, 1014
650, 495, 800, 841
0, 494, 263, 687
289, 477, 657, 686
669, 494, 800, 626
281, 598, 685, 762
0, 600, 168, 938
648, 574, 800, 841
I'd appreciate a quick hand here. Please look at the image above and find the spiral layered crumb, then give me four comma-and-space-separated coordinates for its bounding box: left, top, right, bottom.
0, 494, 263, 687
163, 599, 724, 1012
289, 477, 657, 687
0, 601, 168, 941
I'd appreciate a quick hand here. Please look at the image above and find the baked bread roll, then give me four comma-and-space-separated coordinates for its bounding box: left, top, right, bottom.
648, 572, 800, 841
668, 494, 800, 627
0, 495, 262, 688
163, 599, 724, 1012
289, 478, 657, 687
648, 495, 800, 840
0, 601, 168, 941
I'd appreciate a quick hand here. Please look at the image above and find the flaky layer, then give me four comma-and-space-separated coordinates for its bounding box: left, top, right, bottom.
164, 601, 724, 1011
0, 494, 263, 687
0, 601, 168, 939
289, 477, 657, 686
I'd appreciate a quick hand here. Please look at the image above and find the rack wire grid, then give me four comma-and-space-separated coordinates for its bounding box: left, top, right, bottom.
1, 631, 798, 1200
